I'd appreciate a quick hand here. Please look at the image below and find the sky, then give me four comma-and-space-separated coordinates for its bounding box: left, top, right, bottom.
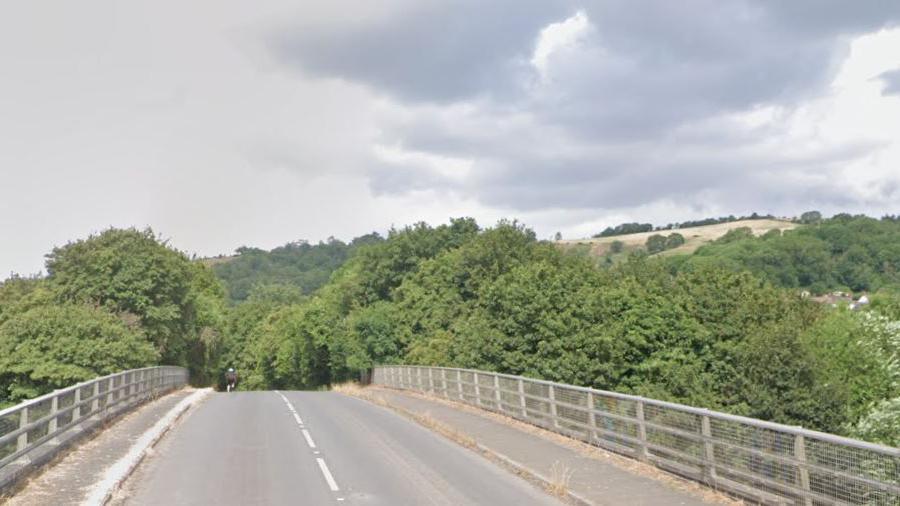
1, 1, 900, 276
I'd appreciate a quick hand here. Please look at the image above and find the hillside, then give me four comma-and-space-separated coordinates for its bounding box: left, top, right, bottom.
557, 219, 799, 256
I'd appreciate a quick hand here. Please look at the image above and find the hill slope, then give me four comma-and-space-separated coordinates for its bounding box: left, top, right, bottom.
558, 219, 799, 256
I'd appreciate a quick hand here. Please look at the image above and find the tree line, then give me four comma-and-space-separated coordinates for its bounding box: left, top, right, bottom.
0, 215, 897, 446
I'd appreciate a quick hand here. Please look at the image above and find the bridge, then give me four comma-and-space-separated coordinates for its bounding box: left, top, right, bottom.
1, 367, 897, 505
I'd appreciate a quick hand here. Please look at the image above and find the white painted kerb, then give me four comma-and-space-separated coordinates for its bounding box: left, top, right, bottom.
81, 388, 212, 506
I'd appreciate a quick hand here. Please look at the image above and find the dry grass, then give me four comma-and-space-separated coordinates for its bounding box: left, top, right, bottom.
548, 461, 573, 497
557, 219, 799, 257
349, 385, 742, 506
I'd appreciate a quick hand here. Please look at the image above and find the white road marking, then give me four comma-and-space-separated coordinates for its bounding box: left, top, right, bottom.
316, 458, 340, 491
301, 429, 317, 448
277, 392, 342, 499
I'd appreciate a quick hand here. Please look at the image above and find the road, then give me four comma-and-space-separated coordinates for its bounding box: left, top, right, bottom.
121, 391, 563, 505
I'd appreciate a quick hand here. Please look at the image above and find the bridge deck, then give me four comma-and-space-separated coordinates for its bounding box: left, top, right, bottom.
115, 391, 561, 505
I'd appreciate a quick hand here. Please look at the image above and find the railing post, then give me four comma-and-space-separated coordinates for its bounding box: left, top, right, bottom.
73, 387, 81, 422
473, 372, 482, 407
428, 368, 435, 394
441, 369, 448, 398
106, 376, 115, 409
91, 381, 100, 414
457, 370, 464, 400
587, 391, 598, 443
794, 433, 813, 506
548, 384, 560, 429
48, 395, 59, 434
17, 407, 29, 452
701, 414, 717, 486
493, 374, 502, 412
518, 378, 527, 418
635, 400, 649, 462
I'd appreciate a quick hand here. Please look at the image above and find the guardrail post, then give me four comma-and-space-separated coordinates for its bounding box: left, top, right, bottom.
794, 433, 813, 506
48, 395, 59, 434
428, 368, 435, 394
91, 381, 100, 415
107, 376, 115, 408
456, 370, 464, 400
635, 400, 649, 462
493, 375, 502, 412
73, 387, 81, 422
518, 378, 527, 418
17, 407, 29, 452
548, 385, 560, 429
701, 414, 717, 486
473, 372, 482, 407
441, 369, 448, 398
587, 391, 598, 443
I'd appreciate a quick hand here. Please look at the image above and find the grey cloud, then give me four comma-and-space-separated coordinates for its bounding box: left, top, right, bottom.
270, 0, 572, 103
879, 69, 900, 96
269, 0, 900, 218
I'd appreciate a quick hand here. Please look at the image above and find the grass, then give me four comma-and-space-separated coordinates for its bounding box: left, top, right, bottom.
557, 218, 799, 257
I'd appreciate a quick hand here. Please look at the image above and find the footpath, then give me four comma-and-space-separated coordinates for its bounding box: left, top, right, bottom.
3, 390, 193, 506
367, 387, 735, 506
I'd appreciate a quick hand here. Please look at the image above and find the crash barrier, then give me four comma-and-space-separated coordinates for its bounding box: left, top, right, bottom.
374, 366, 899, 506
0, 366, 188, 488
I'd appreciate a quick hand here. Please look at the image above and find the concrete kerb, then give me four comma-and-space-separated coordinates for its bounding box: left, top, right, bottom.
82, 388, 212, 506
0, 387, 183, 499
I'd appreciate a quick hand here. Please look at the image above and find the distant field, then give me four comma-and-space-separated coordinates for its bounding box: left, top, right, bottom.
558, 219, 800, 257
199, 255, 235, 267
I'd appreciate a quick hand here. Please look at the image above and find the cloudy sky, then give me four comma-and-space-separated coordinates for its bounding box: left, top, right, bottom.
2, 1, 900, 275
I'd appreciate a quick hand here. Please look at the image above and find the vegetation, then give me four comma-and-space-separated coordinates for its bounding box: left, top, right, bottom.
0, 228, 226, 405
669, 214, 900, 293
1, 213, 898, 446
212, 234, 382, 303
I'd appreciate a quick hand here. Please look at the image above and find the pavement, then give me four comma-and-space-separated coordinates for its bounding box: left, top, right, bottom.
116, 391, 564, 505
369, 387, 730, 506
4, 389, 194, 506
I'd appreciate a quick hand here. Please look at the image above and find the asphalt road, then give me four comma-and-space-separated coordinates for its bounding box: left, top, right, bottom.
122, 391, 563, 505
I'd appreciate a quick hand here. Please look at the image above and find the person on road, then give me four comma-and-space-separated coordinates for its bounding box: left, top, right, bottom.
225, 368, 238, 392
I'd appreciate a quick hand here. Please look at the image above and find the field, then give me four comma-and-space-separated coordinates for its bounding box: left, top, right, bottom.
557, 219, 800, 257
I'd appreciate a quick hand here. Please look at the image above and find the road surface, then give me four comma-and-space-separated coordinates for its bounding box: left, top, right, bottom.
120, 391, 563, 505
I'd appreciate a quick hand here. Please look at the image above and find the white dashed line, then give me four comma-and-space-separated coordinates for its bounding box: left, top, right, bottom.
301, 428, 317, 448
277, 392, 341, 498
316, 458, 340, 491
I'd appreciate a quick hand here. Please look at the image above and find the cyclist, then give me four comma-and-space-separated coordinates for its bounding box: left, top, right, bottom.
225, 368, 238, 392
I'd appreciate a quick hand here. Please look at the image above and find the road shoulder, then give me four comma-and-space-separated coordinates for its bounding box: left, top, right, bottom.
2, 388, 202, 506
337, 385, 739, 506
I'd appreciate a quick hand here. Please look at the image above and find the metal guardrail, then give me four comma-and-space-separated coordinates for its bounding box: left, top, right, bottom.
374, 366, 900, 506
0, 366, 188, 470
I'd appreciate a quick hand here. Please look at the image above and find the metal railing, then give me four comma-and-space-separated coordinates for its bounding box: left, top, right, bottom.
0, 366, 188, 470
374, 366, 900, 506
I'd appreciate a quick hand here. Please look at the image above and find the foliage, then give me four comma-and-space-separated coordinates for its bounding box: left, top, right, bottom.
0, 303, 158, 404
213, 233, 382, 303
677, 215, 900, 293
594, 222, 652, 238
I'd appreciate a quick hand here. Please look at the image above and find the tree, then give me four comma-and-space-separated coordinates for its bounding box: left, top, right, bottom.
44, 228, 222, 375
554, 231, 563, 241
646, 234, 668, 254
609, 240, 625, 254
800, 210, 823, 224
0, 304, 158, 404
665, 233, 685, 250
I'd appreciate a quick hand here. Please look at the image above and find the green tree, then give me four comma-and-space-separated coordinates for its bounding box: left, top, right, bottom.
0, 304, 158, 404
665, 233, 685, 250
646, 234, 668, 254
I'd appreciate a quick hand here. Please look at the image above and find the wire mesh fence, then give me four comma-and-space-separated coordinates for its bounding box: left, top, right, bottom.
0, 366, 188, 470
374, 366, 900, 506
